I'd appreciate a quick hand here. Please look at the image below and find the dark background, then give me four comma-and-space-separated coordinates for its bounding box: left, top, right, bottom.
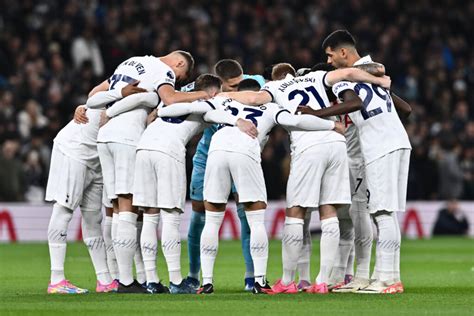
0, 0, 472, 202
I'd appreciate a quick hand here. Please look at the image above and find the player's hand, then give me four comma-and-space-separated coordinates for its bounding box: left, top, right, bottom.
121, 81, 147, 97
236, 118, 258, 139
333, 122, 346, 135
147, 109, 158, 125
296, 106, 314, 116
74, 105, 88, 124
99, 110, 110, 127
379, 75, 391, 89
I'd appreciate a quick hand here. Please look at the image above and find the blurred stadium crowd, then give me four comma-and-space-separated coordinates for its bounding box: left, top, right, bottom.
0, 0, 472, 202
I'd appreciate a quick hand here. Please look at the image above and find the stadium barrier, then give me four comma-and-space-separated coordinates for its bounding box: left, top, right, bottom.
0, 201, 473, 242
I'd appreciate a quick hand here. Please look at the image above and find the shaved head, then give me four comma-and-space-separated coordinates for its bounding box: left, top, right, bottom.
171, 50, 194, 77
162, 50, 195, 81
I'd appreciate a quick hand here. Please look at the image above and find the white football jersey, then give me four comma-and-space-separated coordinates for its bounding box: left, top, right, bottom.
341, 114, 364, 167
208, 97, 288, 163
262, 71, 345, 156
97, 56, 175, 146
340, 55, 372, 167
136, 100, 220, 163
332, 81, 411, 164
54, 109, 101, 170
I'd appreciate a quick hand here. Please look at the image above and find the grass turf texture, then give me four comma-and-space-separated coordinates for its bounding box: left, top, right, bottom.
0, 238, 473, 315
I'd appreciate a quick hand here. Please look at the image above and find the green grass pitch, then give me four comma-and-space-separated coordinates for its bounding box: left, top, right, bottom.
0, 238, 473, 315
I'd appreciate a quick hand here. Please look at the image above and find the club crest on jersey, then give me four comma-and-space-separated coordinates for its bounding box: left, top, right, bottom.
167, 71, 175, 80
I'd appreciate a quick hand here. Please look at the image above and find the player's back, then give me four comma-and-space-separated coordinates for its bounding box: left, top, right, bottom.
191, 73, 266, 166
262, 71, 345, 156
54, 109, 101, 169
209, 98, 281, 162
333, 81, 411, 164
98, 56, 174, 146
137, 104, 209, 163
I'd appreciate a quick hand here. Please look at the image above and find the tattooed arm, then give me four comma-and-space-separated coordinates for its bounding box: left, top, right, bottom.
353, 62, 385, 77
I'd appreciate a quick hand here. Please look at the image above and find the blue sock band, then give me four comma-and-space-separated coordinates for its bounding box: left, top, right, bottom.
237, 203, 254, 277
187, 210, 206, 277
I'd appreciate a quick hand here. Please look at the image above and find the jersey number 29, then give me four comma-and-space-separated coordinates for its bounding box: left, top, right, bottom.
354, 83, 393, 120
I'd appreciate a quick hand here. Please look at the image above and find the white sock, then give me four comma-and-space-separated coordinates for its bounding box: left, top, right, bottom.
297, 213, 312, 282
282, 217, 304, 285
345, 245, 355, 276
111, 213, 119, 252
392, 212, 401, 282
111, 213, 119, 238
316, 217, 340, 285
47, 203, 73, 284
141, 213, 160, 284
134, 220, 146, 284
245, 210, 268, 285
352, 210, 373, 280
330, 218, 353, 284
200, 211, 225, 285
103, 216, 119, 279
114, 212, 138, 286
374, 213, 398, 283
371, 234, 382, 281
161, 210, 183, 285
82, 209, 112, 285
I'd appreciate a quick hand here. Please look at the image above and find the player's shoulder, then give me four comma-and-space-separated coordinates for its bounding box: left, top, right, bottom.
261, 78, 284, 95
261, 80, 276, 91
259, 102, 286, 118
205, 96, 232, 109
142, 56, 174, 73
332, 80, 356, 98
263, 102, 284, 111
302, 70, 327, 82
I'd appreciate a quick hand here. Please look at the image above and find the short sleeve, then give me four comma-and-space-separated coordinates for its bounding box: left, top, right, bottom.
206, 96, 228, 110
261, 81, 278, 102
304, 71, 329, 89
267, 102, 290, 124
154, 66, 176, 91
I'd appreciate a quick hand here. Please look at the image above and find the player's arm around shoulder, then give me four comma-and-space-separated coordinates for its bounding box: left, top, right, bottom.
299, 88, 362, 118
85, 81, 147, 110
104, 90, 158, 119
325, 68, 391, 89
74, 79, 113, 124
353, 62, 385, 77
274, 103, 341, 134
157, 99, 217, 117
158, 84, 209, 105
218, 89, 272, 106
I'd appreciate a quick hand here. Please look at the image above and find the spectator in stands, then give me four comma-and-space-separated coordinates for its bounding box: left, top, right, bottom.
23, 149, 46, 202
0, 139, 25, 201
17, 99, 48, 140
71, 24, 104, 77
0, 0, 472, 201
438, 139, 464, 200
433, 200, 469, 235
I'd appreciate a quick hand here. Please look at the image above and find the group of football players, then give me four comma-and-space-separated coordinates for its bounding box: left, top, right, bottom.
45, 30, 411, 295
